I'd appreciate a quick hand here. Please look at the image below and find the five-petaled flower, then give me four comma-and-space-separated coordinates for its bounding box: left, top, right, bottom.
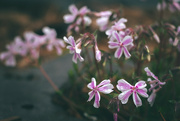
117, 79, 148, 107
108, 31, 133, 59
87, 77, 114, 108
63, 36, 84, 63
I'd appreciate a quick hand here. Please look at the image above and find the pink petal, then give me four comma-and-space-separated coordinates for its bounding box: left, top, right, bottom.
132, 92, 142, 107
79, 6, 89, 15
68, 36, 76, 47
118, 89, 132, 104
87, 78, 96, 89
112, 31, 121, 42
147, 92, 156, 107
77, 54, 84, 62
95, 50, 101, 62
108, 41, 119, 49
69, 4, 78, 15
98, 84, 114, 94
114, 47, 123, 59
116, 79, 132, 91
135, 81, 147, 89
93, 91, 100, 108
136, 88, 148, 98
87, 91, 95, 102
123, 47, 131, 58
98, 79, 110, 87
72, 53, 78, 63
122, 36, 133, 46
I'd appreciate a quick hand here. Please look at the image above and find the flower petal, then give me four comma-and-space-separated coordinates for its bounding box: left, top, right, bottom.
147, 92, 156, 107
69, 4, 78, 14
123, 47, 131, 58
133, 92, 142, 107
137, 88, 148, 98
87, 91, 95, 102
87, 78, 96, 89
114, 47, 123, 59
93, 91, 100, 108
116, 79, 132, 91
118, 89, 132, 104
122, 36, 133, 46
108, 41, 119, 49
135, 81, 147, 89
98, 84, 114, 94
97, 79, 110, 87
112, 31, 121, 42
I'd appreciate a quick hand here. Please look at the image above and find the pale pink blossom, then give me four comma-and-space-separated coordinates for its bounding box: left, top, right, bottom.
42, 27, 65, 55
0, 36, 26, 66
87, 77, 114, 108
108, 31, 133, 59
157, 1, 167, 11
169, 0, 180, 12
117, 79, 148, 107
63, 36, 84, 63
96, 11, 112, 32
147, 90, 156, 107
106, 18, 127, 39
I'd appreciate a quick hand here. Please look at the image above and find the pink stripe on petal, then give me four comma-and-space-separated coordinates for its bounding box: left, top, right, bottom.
68, 36, 76, 47
135, 81, 147, 89
108, 42, 119, 49
72, 53, 77, 63
123, 47, 131, 58
117, 79, 132, 91
94, 91, 100, 108
137, 88, 148, 98
114, 47, 123, 59
87, 91, 95, 102
133, 92, 142, 107
113, 31, 121, 42
122, 36, 133, 46
97, 79, 110, 87
118, 90, 132, 104
98, 84, 114, 94
91, 78, 97, 88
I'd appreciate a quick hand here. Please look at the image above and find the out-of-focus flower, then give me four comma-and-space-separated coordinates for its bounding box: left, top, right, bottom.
108, 31, 133, 59
149, 26, 160, 43
117, 79, 148, 107
96, 11, 112, 32
63, 4, 91, 33
144, 67, 166, 106
63, 36, 84, 63
0, 37, 27, 66
157, 1, 167, 11
95, 45, 101, 62
42, 27, 65, 55
157, 0, 180, 12
106, 18, 127, 40
87, 77, 114, 108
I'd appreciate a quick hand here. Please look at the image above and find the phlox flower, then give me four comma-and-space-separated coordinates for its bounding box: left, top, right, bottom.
108, 31, 133, 59
95, 11, 112, 32
87, 77, 114, 108
0, 36, 26, 66
144, 67, 166, 106
24, 32, 42, 59
63, 4, 91, 33
106, 18, 127, 40
117, 79, 148, 107
42, 27, 65, 55
63, 36, 84, 63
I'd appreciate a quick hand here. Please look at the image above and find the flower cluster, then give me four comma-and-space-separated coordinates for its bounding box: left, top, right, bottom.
157, 0, 180, 12
0, 27, 65, 66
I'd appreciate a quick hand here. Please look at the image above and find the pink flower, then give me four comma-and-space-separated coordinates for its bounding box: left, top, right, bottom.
117, 79, 148, 107
63, 36, 84, 63
169, 0, 180, 12
106, 18, 127, 39
63, 4, 90, 24
108, 31, 133, 59
87, 77, 114, 108
96, 11, 112, 32
147, 78, 157, 106
42, 27, 65, 55
0, 36, 27, 66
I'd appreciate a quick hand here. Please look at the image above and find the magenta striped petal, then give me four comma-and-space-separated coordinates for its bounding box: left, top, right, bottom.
94, 91, 100, 108
118, 89, 132, 104
123, 47, 131, 58
72, 53, 78, 63
87, 78, 96, 89
112, 31, 121, 42
135, 81, 147, 89
87, 91, 95, 102
108, 41, 119, 49
115, 47, 123, 58
68, 36, 76, 47
117, 79, 132, 91
98, 84, 114, 94
136, 88, 148, 98
133, 92, 142, 107
97, 79, 110, 87
122, 36, 133, 46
